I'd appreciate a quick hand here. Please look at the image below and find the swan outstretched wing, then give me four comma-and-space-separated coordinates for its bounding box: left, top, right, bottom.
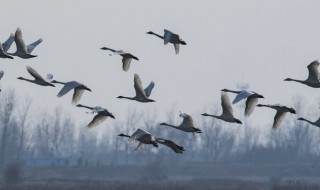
26, 66, 45, 81
272, 111, 287, 130
232, 91, 252, 104
87, 113, 108, 128
221, 92, 234, 117
180, 114, 194, 128
134, 74, 147, 98
129, 128, 150, 142
135, 142, 145, 151
144, 81, 155, 98
15, 28, 28, 54
57, 81, 81, 98
72, 88, 85, 105
27, 38, 42, 54
2, 34, 14, 52
46, 73, 53, 81
122, 57, 132, 71
245, 97, 259, 117
307, 60, 320, 82
174, 43, 180, 54
314, 117, 320, 126
164, 29, 172, 45
0, 71, 4, 80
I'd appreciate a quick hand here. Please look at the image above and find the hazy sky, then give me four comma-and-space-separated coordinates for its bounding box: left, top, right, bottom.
1, 0, 320, 132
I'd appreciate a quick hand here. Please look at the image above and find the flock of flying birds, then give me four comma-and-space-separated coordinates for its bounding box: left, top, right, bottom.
1, 28, 319, 154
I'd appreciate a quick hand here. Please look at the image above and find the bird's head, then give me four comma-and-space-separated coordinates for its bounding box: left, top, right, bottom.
284, 78, 292, 81
146, 31, 154, 35
288, 108, 296, 114
201, 113, 209, 116
297, 117, 305, 121
84, 87, 92, 92
108, 112, 115, 119
234, 118, 242, 124
252, 93, 264, 99
180, 40, 187, 45
17, 77, 24, 80
117, 96, 124, 99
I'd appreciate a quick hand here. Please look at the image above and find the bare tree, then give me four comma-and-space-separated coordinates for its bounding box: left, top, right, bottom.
16, 97, 32, 162
32, 108, 76, 159
0, 89, 17, 168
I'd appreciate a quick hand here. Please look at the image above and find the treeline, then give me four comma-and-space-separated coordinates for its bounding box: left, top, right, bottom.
0, 89, 319, 168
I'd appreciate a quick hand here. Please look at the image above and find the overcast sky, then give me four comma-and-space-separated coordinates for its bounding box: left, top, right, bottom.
1, 0, 320, 132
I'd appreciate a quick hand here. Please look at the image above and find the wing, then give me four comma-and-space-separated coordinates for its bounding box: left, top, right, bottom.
221, 92, 233, 117
134, 142, 145, 151
129, 128, 150, 142
0, 44, 13, 59
144, 81, 154, 98
72, 88, 85, 105
122, 57, 132, 71
87, 113, 108, 128
57, 81, 81, 98
26, 66, 45, 81
2, 34, 15, 52
314, 117, 320, 126
232, 91, 252, 104
46, 73, 53, 81
27, 38, 42, 54
245, 97, 259, 117
156, 138, 184, 154
134, 73, 147, 98
272, 111, 287, 130
174, 43, 180, 54
0, 71, 4, 80
14, 28, 27, 54
307, 60, 320, 82
0, 43, 5, 55
164, 29, 173, 45
180, 114, 195, 128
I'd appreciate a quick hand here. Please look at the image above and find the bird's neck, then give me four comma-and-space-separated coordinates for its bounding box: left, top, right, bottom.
150, 32, 164, 39
162, 123, 178, 129
78, 104, 94, 110
223, 89, 242, 94
53, 80, 65, 85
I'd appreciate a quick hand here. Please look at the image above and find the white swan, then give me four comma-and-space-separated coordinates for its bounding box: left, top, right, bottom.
221, 89, 264, 117
76, 104, 115, 128
147, 29, 187, 54
117, 73, 155, 103
8, 28, 42, 59
257, 104, 296, 130
101, 47, 139, 71
17, 66, 55, 87
0, 34, 14, 59
51, 80, 91, 105
201, 92, 242, 124
160, 112, 202, 134
284, 60, 320, 88
118, 128, 185, 153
